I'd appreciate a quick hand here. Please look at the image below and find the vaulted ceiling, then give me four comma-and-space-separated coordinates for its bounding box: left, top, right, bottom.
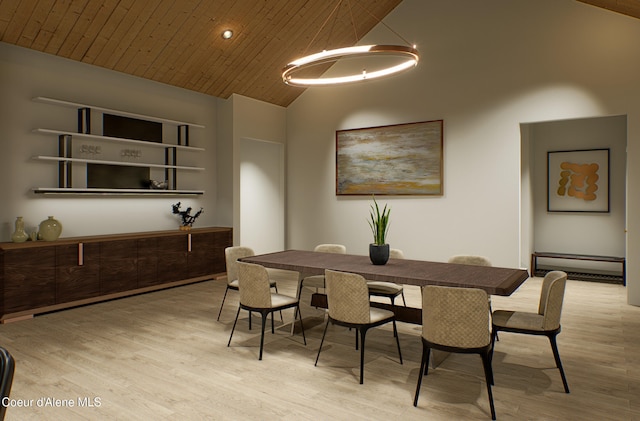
1, 0, 638, 107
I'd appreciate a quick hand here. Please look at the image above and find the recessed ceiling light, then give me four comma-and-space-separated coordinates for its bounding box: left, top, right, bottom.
222, 30, 233, 40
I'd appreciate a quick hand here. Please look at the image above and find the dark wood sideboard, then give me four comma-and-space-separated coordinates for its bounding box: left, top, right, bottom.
0, 227, 232, 322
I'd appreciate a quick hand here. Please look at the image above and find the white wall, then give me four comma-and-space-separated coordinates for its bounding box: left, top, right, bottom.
240, 138, 285, 254
285, 0, 640, 305
0, 42, 219, 239
216, 94, 287, 246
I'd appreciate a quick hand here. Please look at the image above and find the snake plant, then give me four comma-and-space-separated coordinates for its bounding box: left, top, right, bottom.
368, 195, 390, 245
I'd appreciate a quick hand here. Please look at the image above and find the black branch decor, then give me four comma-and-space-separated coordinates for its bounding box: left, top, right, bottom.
172, 202, 203, 228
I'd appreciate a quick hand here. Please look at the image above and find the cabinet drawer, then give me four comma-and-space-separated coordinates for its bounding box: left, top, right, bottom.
3, 248, 56, 313
100, 239, 138, 294
137, 237, 161, 288
57, 243, 100, 302
157, 235, 188, 283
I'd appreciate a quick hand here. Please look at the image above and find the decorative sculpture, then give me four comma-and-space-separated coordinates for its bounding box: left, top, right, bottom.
171, 202, 203, 229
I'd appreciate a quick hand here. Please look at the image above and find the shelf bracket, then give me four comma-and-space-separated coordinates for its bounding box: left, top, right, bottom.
58, 134, 73, 188
165, 147, 177, 190
178, 125, 189, 146
78, 107, 91, 134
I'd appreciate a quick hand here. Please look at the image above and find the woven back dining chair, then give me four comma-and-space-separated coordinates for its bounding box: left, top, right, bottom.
227, 262, 306, 360
315, 269, 402, 384
414, 285, 496, 420
491, 270, 570, 393
218, 246, 278, 322
298, 244, 347, 297
366, 248, 407, 307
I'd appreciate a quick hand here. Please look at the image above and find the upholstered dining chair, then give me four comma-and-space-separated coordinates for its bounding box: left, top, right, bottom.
366, 248, 407, 307
315, 269, 403, 384
491, 270, 570, 393
448, 255, 492, 267
414, 285, 496, 420
227, 262, 306, 360
448, 255, 496, 337
218, 246, 278, 321
0, 346, 15, 421
298, 244, 346, 298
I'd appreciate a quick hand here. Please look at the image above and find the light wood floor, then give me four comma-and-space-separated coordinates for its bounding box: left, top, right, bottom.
0, 270, 639, 420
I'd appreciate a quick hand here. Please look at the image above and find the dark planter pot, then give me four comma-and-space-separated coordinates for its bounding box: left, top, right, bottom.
369, 243, 390, 265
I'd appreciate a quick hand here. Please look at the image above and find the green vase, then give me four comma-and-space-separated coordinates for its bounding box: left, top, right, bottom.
38, 216, 62, 241
11, 216, 29, 243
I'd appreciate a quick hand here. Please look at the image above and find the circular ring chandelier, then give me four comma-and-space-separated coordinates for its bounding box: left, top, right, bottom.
282, 44, 419, 87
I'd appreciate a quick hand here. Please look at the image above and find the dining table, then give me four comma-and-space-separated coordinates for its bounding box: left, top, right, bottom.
240, 249, 530, 324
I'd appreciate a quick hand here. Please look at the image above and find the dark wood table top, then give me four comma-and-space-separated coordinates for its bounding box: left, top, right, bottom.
241, 250, 530, 296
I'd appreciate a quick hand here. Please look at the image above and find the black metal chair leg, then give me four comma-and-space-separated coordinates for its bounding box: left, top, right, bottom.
359, 328, 368, 384
296, 305, 307, 345
217, 286, 230, 320
390, 296, 398, 337
481, 351, 496, 420
424, 347, 431, 376
413, 344, 429, 406
271, 310, 275, 334
490, 329, 497, 365
549, 333, 570, 393
273, 285, 283, 321
315, 319, 330, 366
227, 306, 242, 346
259, 312, 267, 360
392, 320, 402, 364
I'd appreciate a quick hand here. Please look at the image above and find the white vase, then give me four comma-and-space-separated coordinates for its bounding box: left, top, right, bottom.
11, 216, 29, 243
38, 216, 62, 241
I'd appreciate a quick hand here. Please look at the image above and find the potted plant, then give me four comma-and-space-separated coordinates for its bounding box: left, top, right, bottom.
368, 195, 391, 265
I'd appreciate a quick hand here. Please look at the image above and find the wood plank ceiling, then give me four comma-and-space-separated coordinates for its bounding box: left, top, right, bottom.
577, 0, 640, 19
0, 0, 402, 107
1, 0, 639, 107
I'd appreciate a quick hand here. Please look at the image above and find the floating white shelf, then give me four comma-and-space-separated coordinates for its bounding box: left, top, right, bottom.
32, 188, 204, 196
33, 129, 205, 151
32, 96, 205, 128
33, 155, 205, 171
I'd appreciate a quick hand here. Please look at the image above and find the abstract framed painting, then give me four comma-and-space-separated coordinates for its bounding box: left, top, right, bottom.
547, 148, 610, 213
336, 120, 443, 195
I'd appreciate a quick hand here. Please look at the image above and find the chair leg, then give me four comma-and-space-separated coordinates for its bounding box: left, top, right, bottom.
359, 328, 368, 384
392, 319, 403, 364
315, 319, 331, 366
217, 286, 230, 320
296, 304, 307, 345
548, 333, 570, 393
389, 296, 398, 337
273, 285, 283, 321
401, 290, 407, 306
413, 344, 430, 406
227, 306, 242, 347
481, 351, 497, 420
489, 297, 498, 341
424, 347, 431, 375
490, 328, 498, 365
258, 311, 268, 361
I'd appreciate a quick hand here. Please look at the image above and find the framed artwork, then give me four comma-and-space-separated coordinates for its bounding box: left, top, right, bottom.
547, 148, 610, 213
336, 120, 443, 195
